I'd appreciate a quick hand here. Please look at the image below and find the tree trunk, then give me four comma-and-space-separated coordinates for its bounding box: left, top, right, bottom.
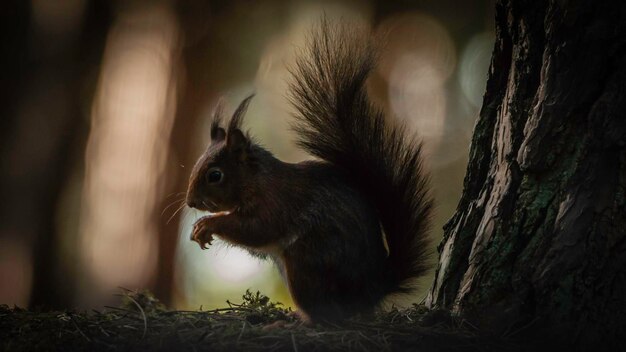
29, 0, 112, 308
427, 0, 626, 347
150, 0, 215, 305
0, 0, 111, 308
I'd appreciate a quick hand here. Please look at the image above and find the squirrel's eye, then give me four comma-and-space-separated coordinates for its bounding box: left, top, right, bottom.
207, 169, 223, 184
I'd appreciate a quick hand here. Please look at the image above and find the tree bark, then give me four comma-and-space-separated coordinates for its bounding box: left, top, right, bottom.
427, 0, 626, 347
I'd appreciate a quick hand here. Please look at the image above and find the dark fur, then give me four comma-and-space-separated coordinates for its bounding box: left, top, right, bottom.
186, 20, 432, 322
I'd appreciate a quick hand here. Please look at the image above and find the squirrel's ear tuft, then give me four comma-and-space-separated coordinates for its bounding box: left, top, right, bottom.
228, 94, 255, 132
227, 129, 249, 154
210, 99, 226, 142
211, 126, 226, 142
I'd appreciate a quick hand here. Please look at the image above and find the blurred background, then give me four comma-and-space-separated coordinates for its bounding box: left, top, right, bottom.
0, 0, 494, 310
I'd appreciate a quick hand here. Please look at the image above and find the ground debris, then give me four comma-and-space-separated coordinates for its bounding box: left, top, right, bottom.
0, 290, 517, 352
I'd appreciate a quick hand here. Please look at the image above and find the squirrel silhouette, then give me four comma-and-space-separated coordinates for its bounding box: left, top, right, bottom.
186, 19, 432, 322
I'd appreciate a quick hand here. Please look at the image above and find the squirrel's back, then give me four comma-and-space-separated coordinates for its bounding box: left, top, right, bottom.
289, 19, 433, 295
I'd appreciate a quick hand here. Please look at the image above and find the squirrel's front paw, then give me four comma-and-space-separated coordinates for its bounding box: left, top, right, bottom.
191, 219, 214, 250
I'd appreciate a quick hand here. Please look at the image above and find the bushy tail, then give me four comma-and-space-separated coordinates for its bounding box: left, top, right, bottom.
289, 19, 433, 294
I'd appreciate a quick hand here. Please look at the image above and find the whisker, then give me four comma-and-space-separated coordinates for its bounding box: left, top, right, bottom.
164, 191, 186, 199
161, 196, 186, 217
167, 202, 187, 225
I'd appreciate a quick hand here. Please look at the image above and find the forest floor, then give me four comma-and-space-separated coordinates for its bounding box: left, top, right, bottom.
1, 290, 527, 352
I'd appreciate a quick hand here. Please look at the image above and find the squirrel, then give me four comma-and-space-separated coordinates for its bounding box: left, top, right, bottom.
185, 20, 432, 323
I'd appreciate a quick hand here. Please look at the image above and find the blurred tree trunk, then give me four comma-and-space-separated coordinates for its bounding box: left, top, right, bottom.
29, 0, 112, 308
0, 0, 112, 308
0, 1, 30, 143
152, 1, 218, 305
427, 0, 626, 348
